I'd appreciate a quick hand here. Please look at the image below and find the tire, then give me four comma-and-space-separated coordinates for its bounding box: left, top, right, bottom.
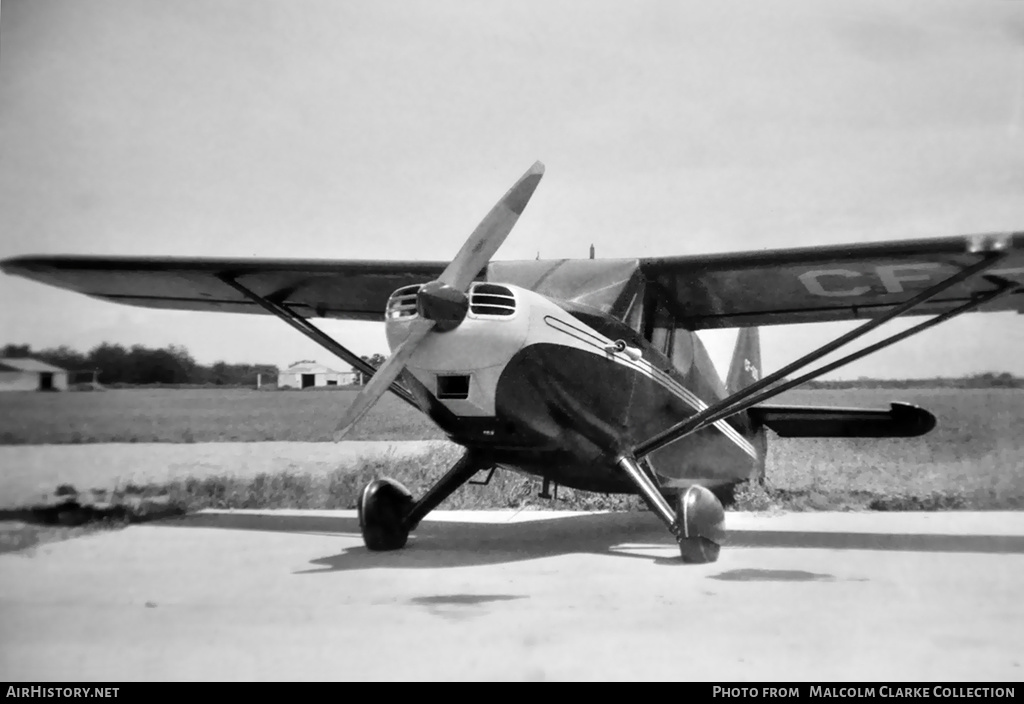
677, 536, 721, 564
358, 479, 414, 551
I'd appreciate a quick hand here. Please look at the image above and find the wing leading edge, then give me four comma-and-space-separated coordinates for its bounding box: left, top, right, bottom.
0, 255, 453, 322
3, 232, 1023, 326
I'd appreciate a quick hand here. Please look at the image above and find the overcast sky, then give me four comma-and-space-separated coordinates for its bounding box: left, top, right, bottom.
2, 0, 1023, 379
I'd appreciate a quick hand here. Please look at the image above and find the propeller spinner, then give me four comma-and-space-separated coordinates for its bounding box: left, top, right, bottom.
333, 161, 546, 441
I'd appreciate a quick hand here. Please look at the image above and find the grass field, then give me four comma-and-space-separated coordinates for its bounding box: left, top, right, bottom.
0, 388, 441, 444
0, 386, 1022, 515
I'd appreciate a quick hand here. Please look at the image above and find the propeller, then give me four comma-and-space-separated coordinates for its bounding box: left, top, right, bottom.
333, 161, 546, 441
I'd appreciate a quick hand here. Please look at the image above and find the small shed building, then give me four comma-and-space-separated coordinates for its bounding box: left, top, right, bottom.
0, 358, 70, 392
277, 361, 356, 389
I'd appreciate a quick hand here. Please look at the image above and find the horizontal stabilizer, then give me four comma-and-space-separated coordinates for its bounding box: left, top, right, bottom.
749, 402, 936, 438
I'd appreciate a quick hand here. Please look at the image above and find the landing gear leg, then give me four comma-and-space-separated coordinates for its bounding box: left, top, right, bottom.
357, 449, 491, 551
615, 454, 725, 564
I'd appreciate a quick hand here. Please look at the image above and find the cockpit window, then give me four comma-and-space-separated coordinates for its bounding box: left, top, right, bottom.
622, 291, 644, 333
645, 300, 674, 358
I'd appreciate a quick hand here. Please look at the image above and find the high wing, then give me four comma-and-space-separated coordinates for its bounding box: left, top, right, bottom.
3, 232, 1023, 326
639, 232, 1024, 329
749, 402, 936, 438
0, 255, 455, 322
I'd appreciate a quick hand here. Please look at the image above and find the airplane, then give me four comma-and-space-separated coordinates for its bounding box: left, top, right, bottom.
3, 161, 1023, 564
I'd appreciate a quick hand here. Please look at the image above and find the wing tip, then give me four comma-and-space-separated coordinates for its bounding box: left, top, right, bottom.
889, 402, 937, 436
966, 233, 1015, 254
0, 254, 36, 270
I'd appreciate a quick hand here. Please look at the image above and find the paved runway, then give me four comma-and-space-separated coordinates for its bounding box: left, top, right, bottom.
2, 509, 1023, 681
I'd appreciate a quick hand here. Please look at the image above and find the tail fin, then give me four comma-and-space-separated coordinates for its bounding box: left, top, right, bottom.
726, 327, 761, 394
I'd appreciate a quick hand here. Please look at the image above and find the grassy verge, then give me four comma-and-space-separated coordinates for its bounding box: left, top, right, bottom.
149, 468, 1024, 514
6, 441, 1022, 556
731, 480, 1024, 512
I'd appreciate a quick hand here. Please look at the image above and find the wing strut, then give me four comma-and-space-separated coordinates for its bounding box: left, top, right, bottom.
217, 275, 422, 411
634, 249, 1020, 459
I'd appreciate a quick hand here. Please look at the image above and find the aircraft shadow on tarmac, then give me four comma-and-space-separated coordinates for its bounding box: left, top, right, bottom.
163, 511, 1024, 572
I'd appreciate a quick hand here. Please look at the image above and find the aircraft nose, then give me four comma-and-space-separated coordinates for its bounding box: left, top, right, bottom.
416, 281, 469, 332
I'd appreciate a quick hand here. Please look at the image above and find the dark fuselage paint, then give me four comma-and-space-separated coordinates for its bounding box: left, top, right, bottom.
412, 297, 766, 495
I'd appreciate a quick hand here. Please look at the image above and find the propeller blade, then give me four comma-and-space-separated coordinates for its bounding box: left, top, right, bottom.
437, 160, 545, 292
335, 161, 546, 440
333, 318, 434, 442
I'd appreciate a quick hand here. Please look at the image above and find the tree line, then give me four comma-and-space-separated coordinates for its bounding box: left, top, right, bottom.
4, 341, 1016, 389
1, 343, 389, 387
1, 343, 278, 386
802, 373, 1023, 389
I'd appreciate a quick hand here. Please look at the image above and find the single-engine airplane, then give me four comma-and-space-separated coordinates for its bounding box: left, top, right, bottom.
3, 161, 1023, 563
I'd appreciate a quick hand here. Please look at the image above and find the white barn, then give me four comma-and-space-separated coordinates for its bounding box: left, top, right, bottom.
277, 361, 356, 389
0, 358, 69, 392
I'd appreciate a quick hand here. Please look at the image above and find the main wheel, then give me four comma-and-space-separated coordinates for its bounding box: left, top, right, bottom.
678, 536, 721, 564
676, 485, 726, 564
358, 478, 415, 551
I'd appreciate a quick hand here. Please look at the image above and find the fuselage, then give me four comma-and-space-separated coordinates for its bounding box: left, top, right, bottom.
385, 282, 764, 495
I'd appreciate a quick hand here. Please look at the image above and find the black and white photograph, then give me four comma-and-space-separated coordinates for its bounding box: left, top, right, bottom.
1, 0, 1022, 684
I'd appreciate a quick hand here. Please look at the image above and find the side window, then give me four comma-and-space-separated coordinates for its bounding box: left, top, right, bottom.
671, 328, 694, 374
639, 290, 690, 373
623, 292, 644, 334
649, 302, 674, 358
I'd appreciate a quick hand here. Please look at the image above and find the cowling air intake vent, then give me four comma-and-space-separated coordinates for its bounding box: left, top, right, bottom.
386, 284, 422, 320
469, 284, 516, 318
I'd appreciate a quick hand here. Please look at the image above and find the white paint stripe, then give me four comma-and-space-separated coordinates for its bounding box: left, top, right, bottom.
542, 316, 759, 459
